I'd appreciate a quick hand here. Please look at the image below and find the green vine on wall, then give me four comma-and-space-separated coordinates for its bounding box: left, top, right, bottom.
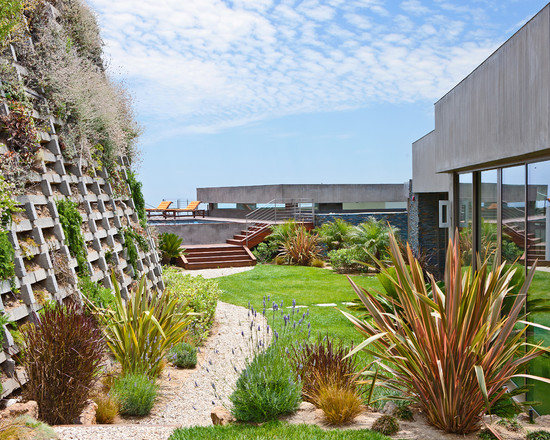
122, 228, 138, 279
56, 199, 88, 274
0, 176, 21, 284
126, 170, 146, 228
121, 227, 149, 279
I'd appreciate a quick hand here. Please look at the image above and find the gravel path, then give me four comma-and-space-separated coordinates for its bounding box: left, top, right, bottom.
55, 301, 268, 440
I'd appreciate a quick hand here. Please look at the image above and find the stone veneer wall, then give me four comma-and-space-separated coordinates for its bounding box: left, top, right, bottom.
315, 211, 408, 243
408, 191, 449, 276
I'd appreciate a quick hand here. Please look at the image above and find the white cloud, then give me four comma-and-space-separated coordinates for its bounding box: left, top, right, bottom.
89, 0, 513, 133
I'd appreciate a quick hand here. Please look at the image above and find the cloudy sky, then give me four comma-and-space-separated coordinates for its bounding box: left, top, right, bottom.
87, 0, 548, 206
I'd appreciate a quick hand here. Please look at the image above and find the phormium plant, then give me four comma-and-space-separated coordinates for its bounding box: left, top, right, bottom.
343, 230, 550, 434
22, 303, 104, 425
99, 274, 191, 378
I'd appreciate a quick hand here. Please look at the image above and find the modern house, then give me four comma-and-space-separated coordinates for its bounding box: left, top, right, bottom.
410, 3, 550, 272
410, 3, 550, 414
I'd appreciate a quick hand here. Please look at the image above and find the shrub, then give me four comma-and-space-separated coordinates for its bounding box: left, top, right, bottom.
343, 231, 546, 434
22, 303, 104, 425
99, 274, 191, 378
317, 219, 354, 252
92, 392, 119, 424
159, 233, 184, 265
167, 342, 197, 369
163, 267, 220, 344
111, 373, 157, 416
527, 431, 550, 440
328, 248, 367, 273
288, 337, 359, 406
230, 345, 302, 422
316, 381, 363, 425
279, 226, 320, 266
79, 275, 115, 310
252, 240, 279, 263
56, 198, 88, 274
371, 414, 399, 436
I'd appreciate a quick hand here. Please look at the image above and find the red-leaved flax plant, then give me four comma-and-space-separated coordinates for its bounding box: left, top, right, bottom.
342, 230, 550, 434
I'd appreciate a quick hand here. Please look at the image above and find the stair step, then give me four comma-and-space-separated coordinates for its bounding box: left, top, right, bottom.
185, 259, 256, 269
185, 249, 246, 256
186, 254, 249, 263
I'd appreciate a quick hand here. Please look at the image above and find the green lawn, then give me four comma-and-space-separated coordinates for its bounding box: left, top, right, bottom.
169, 421, 391, 440
216, 264, 383, 345
527, 269, 550, 415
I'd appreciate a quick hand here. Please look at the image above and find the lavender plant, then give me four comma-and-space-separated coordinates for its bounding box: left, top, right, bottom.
229, 298, 310, 422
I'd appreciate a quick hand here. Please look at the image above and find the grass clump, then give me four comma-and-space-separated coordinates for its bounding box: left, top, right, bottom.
111, 373, 157, 416
316, 382, 363, 425
22, 303, 104, 425
371, 415, 399, 436
167, 342, 197, 369
92, 391, 119, 424
393, 405, 414, 421
0, 415, 58, 439
527, 431, 550, 440
169, 420, 391, 440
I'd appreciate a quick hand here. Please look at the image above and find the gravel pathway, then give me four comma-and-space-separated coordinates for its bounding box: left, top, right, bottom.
55, 301, 268, 440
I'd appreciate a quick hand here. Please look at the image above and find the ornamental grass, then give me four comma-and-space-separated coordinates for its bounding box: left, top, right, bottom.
343, 230, 549, 434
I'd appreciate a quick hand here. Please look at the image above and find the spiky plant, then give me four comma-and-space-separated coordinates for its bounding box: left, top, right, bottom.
279, 226, 320, 266
99, 274, 191, 378
343, 230, 549, 434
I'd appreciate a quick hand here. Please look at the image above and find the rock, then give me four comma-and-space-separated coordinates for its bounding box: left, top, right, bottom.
298, 402, 316, 412
74, 400, 97, 425
0, 400, 39, 421
211, 406, 234, 426
382, 401, 398, 415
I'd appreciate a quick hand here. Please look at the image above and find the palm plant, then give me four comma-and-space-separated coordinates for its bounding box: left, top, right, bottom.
351, 218, 397, 267
158, 232, 184, 265
99, 274, 191, 378
317, 219, 353, 252
269, 220, 301, 245
343, 230, 550, 434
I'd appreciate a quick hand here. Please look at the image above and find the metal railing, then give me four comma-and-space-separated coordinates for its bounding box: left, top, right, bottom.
245, 198, 315, 247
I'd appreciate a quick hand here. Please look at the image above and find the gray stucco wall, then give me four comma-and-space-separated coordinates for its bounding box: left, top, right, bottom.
412, 131, 452, 193
153, 222, 244, 245
197, 184, 409, 204
434, 4, 550, 172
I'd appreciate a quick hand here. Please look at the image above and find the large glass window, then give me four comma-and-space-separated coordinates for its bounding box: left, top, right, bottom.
528, 160, 550, 266
480, 170, 498, 261
502, 166, 526, 264
458, 173, 473, 265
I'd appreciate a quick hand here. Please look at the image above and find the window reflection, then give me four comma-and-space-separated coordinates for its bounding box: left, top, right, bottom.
480, 170, 498, 261
502, 166, 526, 264
458, 173, 473, 265
528, 160, 550, 265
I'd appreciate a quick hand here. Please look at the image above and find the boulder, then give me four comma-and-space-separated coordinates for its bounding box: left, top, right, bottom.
74, 400, 97, 425
211, 406, 234, 426
382, 401, 398, 415
0, 400, 39, 421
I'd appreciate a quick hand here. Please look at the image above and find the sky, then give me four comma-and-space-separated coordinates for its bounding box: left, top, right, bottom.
86, 0, 550, 206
